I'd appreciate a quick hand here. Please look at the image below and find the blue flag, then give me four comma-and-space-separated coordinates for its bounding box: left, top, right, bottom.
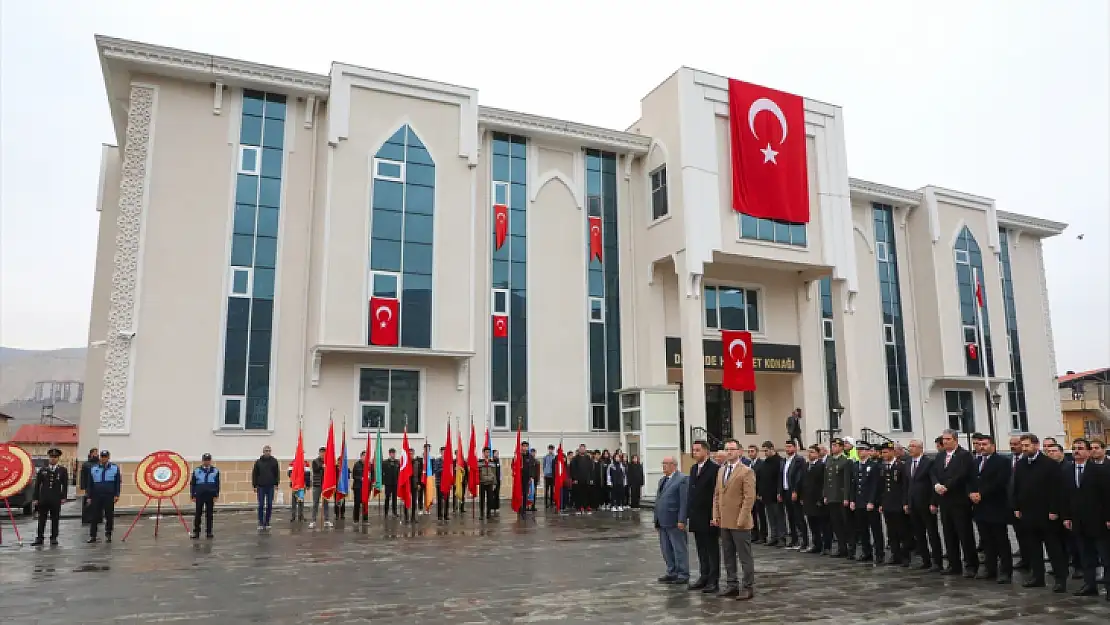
337, 435, 350, 499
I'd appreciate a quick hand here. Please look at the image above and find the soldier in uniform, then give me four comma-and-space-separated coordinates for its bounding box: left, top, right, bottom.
851, 442, 884, 563
31, 448, 69, 546
878, 442, 910, 565
822, 438, 853, 557
190, 453, 220, 539
87, 449, 122, 543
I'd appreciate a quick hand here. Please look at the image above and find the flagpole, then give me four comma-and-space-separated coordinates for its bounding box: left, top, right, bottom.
973, 267, 996, 441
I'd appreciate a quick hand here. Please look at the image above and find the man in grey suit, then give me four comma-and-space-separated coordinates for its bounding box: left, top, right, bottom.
654, 456, 690, 584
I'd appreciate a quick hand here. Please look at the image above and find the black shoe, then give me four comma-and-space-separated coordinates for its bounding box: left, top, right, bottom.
105, 535, 112, 543
915, 562, 932, 570
87, 537, 98, 544
717, 587, 740, 598
206, 534, 213, 539
859, 554, 874, 563
1022, 579, 1046, 588
1052, 582, 1066, 593
1071, 569, 1083, 580
975, 570, 994, 580
49, 539, 58, 546
30, 538, 44, 547
191, 533, 199, 540
657, 575, 678, 583
1072, 585, 1097, 596
997, 575, 1012, 584
702, 584, 719, 594
688, 579, 707, 590
963, 569, 977, 579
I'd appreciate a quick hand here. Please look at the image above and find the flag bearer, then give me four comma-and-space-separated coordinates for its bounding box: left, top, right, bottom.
31, 448, 69, 547
479, 447, 497, 519
190, 453, 221, 539
87, 450, 121, 543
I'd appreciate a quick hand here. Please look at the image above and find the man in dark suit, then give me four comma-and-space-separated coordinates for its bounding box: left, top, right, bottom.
934, 429, 977, 577
758, 442, 786, 547
1061, 438, 1110, 599
780, 441, 808, 549
654, 457, 689, 584
686, 440, 720, 593
1013, 433, 1069, 591
747, 446, 767, 543
878, 442, 909, 565
30, 448, 69, 547
802, 444, 829, 553
1006, 435, 1027, 569
851, 442, 883, 563
904, 439, 942, 570
969, 433, 1013, 583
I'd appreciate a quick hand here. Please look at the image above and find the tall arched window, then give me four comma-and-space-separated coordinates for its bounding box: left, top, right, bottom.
954, 226, 994, 377
368, 125, 434, 348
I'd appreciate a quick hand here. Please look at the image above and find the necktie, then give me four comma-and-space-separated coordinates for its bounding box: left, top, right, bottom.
911, 459, 918, 478
944, 453, 951, 468
977, 456, 985, 473
659, 475, 669, 495
724, 464, 733, 483
1077, 465, 1083, 487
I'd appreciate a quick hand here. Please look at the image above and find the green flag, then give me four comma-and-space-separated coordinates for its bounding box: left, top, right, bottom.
374, 427, 384, 493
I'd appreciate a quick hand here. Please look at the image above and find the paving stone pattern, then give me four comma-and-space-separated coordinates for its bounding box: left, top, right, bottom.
0, 510, 1106, 624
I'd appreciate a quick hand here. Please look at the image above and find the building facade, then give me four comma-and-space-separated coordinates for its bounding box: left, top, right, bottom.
81, 37, 1066, 505
1057, 368, 1109, 445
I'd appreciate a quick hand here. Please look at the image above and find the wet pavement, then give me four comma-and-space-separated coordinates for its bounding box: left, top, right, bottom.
1, 509, 1107, 624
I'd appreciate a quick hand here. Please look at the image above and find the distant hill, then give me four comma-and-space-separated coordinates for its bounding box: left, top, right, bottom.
0, 347, 87, 405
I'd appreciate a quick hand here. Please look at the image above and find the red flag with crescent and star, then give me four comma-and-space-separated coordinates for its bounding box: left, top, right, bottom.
721, 330, 756, 392
728, 79, 810, 224
588, 216, 603, 261
494, 204, 509, 250
492, 314, 508, 338
321, 419, 338, 500
369, 297, 399, 346
440, 423, 454, 496
397, 427, 413, 509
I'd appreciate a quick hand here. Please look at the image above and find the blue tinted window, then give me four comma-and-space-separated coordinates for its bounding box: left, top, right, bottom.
376, 160, 402, 179
402, 242, 433, 275
372, 273, 398, 298
235, 174, 258, 204
223, 399, 242, 425
371, 209, 403, 242
222, 359, 245, 395
370, 239, 402, 272
401, 273, 432, 348
232, 269, 250, 294
253, 268, 275, 300
873, 204, 911, 431
373, 181, 404, 211
492, 156, 510, 181
262, 118, 284, 149
240, 115, 262, 146
249, 331, 272, 364
254, 236, 277, 268
406, 163, 435, 187
404, 185, 434, 214
263, 95, 286, 120
233, 204, 256, 235
376, 142, 404, 162
231, 235, 254, 266
403, 212, 434, 245
240, 147, 259, 173
490, 132, 528, 428
258, 177, 281, 208
256, 207, 279, 238
492, 260, 509, 288
260, 148, 282, 178
509, 209, 526, 237
226, 297, 251, 330
242, 92, 265, 116
251, 299, 273, 331
407, 146, 434, 166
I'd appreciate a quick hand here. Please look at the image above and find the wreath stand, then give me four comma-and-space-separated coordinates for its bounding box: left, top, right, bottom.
122, 495, 191, 541
0, 498, 23, 546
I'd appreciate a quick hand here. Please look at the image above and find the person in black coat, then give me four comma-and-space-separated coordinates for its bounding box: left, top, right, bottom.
969, 434, 1013, 583
904, 439, 942, 570
686, 440, 721, 593
1060, 438, 1110, 598
31, 448, 69, 547
747, 446, 767, 542
851, 443, 883, 563
934, 430, 977, 576
801, 445, 829, 554
780, 441, 808, 549
877, 442, 909, 565
1013, 433, 1069, 591
627, 456, 645, 509
1005, 435, 1028, 569
78, 448, 98, 525
757, 442, 786, 546
569, 445, 594, 513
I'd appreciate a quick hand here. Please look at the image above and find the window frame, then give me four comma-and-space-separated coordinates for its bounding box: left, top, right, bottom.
822, 318, 834, 341
588, 296, 605, 323
369, 270, 402, 299
358, 401, 390, 434
491, 288, 509, 316
883, 323, 896, 345
491, 401, 510, 431
889, 409, 902, 432
954, 248, 970, 265
229, 266, 253, 298
492, 181, 510, 207
237, 145, 261, 176
649, 165, 669, 221
220, 395, 245, 430
590, 403, 607, 432
743, 391, 757, 435
354, 366, 423, 436
963, 324, 978, 345
372, 157, 405, 182
944, 389, 975, 433
875, 240, 889, 262
703, 283, 764, 334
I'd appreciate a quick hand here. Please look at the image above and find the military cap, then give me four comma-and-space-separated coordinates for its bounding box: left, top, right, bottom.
879, 441, 894, 451
856, 441, 872, 451
99, 449, 110, 457
970, 432, 989, 441
201, 453, 212, 460
47, 448, 62, 458
831, 438, 844, 446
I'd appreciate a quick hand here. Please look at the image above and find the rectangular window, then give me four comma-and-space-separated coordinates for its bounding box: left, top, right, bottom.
704, 285, 761, 332
589, 297, 605, 323
373, 158, 405, 182
945, 390, 974, 433
492, 289, 509, 316
890, 410, 902, 432
873, 204, 912, 432
650, 166, 668, 220
221, 396, 244, 428
492, 402, 509, 430
822, 318, 834, 341
739, 214, 807, 247
358, 368, 420, 433
591, 403, 607, 432
743, 391, 756, 434
493, 181, 509, 206
230, 267, 253, 297
1010, 412, 1022, 433
954, 249, 970, 265
876, 241, 889, 262
883, 324, 896, 345
238, 145, 261, 175
963, 325, 977, 344
370, 271, 400, 299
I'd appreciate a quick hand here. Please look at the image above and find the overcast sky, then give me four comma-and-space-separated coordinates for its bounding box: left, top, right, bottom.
1, 0, 1107, 373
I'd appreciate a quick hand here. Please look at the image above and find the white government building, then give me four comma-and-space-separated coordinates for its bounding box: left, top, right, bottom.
80, 36, 1066, 503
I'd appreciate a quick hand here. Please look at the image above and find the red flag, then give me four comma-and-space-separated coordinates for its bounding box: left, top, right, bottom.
492, 315, 508, 338
721, 330, 757, 392
967, 343, 978, 360
456, 425, 466, 470
467, 421, 479, 497
494, 204, 508, 250
510, 422, 523, 513
440, 423, 454, 496
588, 216, 603, 261
975, 277, 984, 307
369, 297, 399, 346
553, 441, 565, 510
397, 429, 413, 509
321, 420, 338, 499
728, 79, 810, 224
290, 428, 306, 491
361, 428, 373, 506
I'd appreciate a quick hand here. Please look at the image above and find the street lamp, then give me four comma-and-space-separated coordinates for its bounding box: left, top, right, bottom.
831, 402, 844, 432
991, 391, 1002, 411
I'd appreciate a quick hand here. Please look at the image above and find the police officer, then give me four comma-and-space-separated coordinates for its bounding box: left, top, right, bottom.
878, 441, 909, 565
31, 448, 69, 546
190, 453, 221, 539
87, 450, 121, 543
851, 442, 884, 563
822, 438, 853, 557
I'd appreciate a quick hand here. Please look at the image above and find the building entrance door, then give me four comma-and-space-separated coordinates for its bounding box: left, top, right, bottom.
706, 384, 733, 443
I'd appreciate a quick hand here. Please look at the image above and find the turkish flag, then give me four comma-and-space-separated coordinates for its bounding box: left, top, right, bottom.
440, 423, 454, 496
974, 276, 984, 307
967, 343, 978, 360
553, 441, 565, 510
721, 330, 756, 392
397, 428, 412, 509
492, 314, 508, 338
588, 216, 603, 261
494, 204, 508, 250
369, 297, 399, 346
728, 79, 810, 224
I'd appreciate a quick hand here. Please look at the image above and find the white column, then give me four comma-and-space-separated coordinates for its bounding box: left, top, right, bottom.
675, 255, 707, 441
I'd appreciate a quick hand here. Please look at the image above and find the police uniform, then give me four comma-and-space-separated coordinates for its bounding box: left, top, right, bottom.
31, 448, 69, 546
852, 443, 885, 562
878, 442, 910, 565
88, 451, 122, 543
822, 439, 854, 557
190, 454, 221, 538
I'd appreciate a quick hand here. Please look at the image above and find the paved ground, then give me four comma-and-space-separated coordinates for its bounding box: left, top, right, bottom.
1, 508, 1106, 624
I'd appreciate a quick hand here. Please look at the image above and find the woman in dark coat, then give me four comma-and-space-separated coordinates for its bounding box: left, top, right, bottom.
627, 455, 645, 509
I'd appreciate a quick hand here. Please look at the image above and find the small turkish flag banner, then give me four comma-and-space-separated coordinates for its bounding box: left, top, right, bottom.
588, 216, 603, 262
494, 204, 508, 250
369, 297, 399, 346
967, 343, 978, 360
728, 79, 810, 224
721, 330, 756, 392
974, 277, 984, 307
492, 314, 508, 338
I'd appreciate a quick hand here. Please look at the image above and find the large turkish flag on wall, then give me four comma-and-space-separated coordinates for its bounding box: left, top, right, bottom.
369, 297, 399, 346
728, 79, 810, 224
721, 330, 756, 392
